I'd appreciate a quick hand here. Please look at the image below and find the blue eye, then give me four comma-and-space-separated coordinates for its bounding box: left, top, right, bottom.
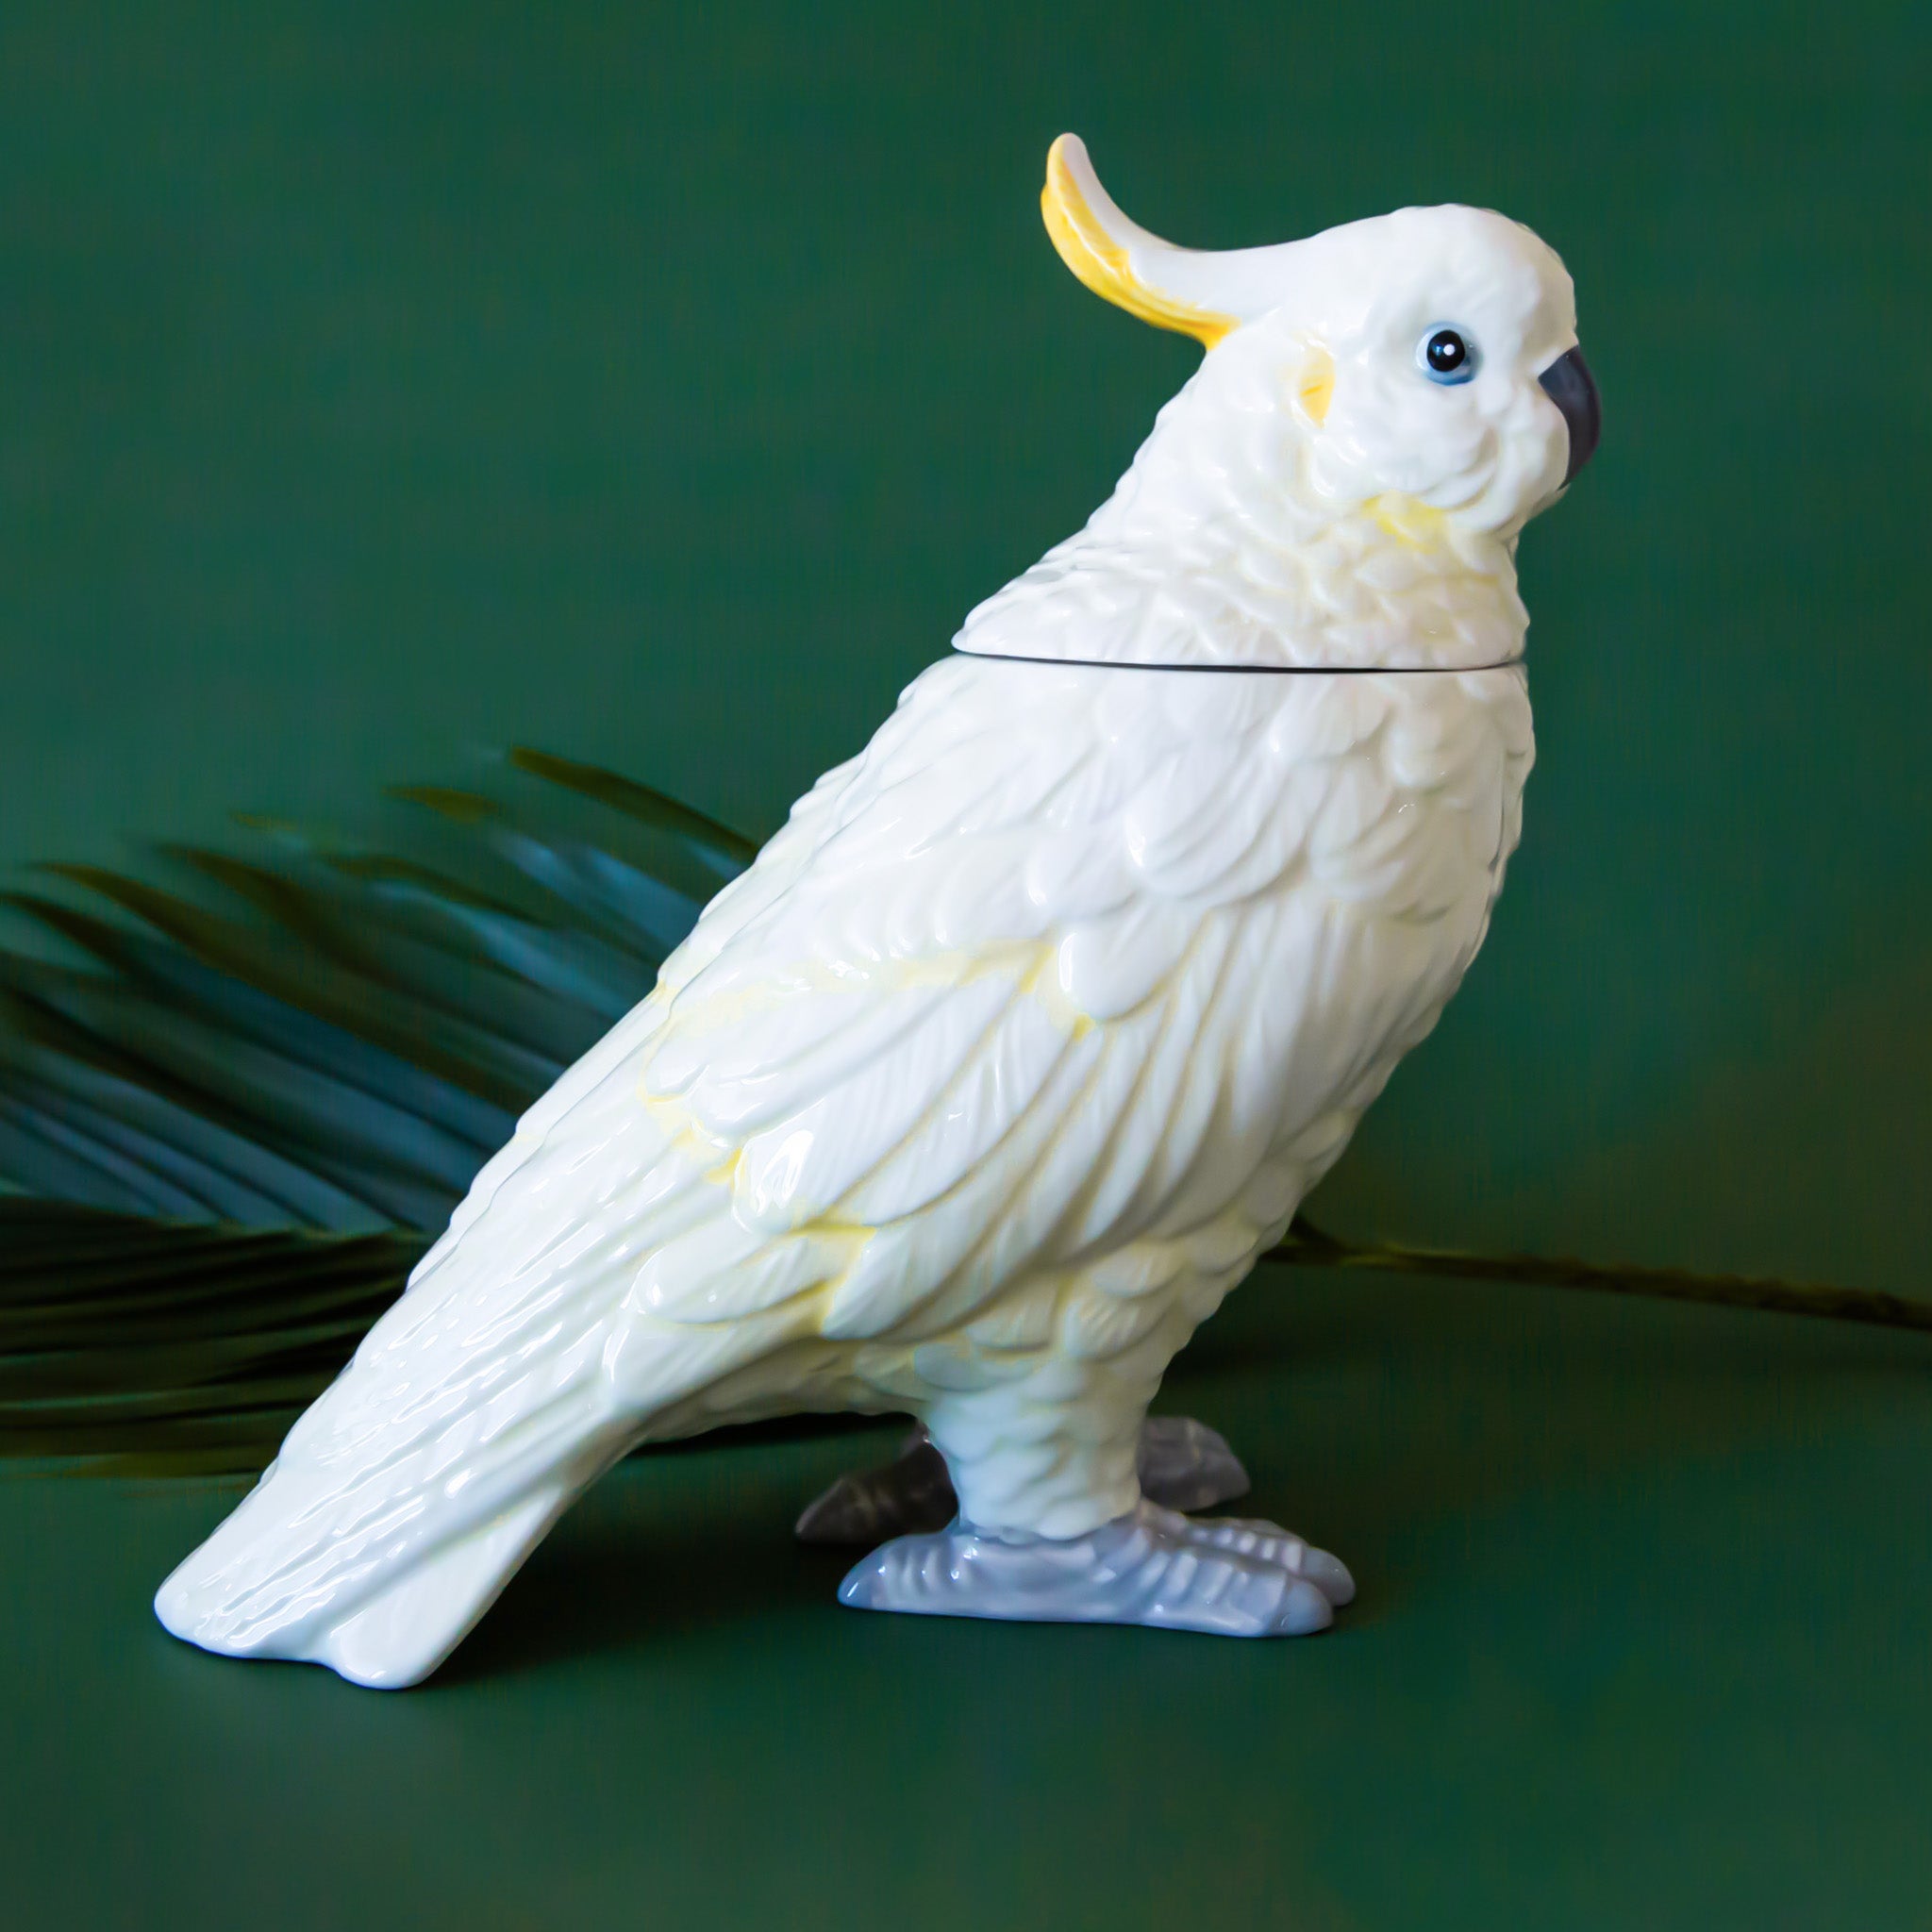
1419, 326, 1477, 385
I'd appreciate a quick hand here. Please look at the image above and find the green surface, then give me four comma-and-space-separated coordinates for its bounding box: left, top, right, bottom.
3, 0, 1928, 1285
2, 1, 1928, 1924
7, 1274, 1929, 1930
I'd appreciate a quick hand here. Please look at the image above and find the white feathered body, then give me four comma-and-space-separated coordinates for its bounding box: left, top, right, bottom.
155, 175, 1579, 1682
157, 642, 1530, 1682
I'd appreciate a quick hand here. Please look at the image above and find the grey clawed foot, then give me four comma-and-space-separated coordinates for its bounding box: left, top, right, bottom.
793, 1434, 958, 1546
1132, 1414, 1253, 1514
794, 1415, 1251, 1547
838, 1501, 1355, 1638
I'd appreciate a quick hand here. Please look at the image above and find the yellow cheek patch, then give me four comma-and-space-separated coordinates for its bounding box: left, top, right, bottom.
1293, 347, 1335, 425
1041, 136, 1238, 350
1368, 493, 1452, 547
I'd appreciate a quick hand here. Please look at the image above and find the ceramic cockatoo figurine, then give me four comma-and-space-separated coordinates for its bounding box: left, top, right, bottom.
156, 136, 1598, 1687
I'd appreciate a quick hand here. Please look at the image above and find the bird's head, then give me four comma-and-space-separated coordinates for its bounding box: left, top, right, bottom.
1043, 134, 1598, 542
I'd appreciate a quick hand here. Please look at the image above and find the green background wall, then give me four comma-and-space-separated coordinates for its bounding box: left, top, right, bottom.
4, 2, 1926, 1290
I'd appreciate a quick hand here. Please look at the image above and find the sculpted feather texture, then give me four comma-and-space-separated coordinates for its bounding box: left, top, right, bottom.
155, 137, 1590, 1685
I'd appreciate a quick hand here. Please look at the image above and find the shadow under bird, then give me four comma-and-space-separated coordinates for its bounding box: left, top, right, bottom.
156, 134, 1600, 1687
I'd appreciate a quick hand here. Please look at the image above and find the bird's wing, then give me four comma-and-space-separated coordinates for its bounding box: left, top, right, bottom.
356, 645, 1348, 1395
610, 654, 1528, 1363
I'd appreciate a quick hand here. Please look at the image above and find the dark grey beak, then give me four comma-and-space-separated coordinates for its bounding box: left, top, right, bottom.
1539, 345, 1601, 485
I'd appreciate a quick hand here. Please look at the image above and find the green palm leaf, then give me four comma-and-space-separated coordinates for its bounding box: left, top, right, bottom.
0, 748, 1922, 1474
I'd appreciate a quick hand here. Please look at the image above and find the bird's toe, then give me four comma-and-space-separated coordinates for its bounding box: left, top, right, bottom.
1272, 1577, 1336, 1637
1300, 1546, 1356, 1607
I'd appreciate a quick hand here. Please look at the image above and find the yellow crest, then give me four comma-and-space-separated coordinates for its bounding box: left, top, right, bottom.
1041, 136, 1237, 349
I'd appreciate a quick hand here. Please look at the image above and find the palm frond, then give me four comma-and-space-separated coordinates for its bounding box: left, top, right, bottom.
0, 747, 741, 1232
0, 1200, 422, 1474
1264, 1223, 1932, 1336
0, 749, 1921, 1476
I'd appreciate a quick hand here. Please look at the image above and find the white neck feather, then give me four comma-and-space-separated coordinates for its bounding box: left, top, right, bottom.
957, 349, 1531, 673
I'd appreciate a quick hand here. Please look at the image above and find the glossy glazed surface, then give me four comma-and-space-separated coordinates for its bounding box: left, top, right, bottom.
155, 141, 1572, 1686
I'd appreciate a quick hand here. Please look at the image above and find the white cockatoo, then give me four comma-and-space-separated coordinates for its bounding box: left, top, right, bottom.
157, 136, 1597, 1687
